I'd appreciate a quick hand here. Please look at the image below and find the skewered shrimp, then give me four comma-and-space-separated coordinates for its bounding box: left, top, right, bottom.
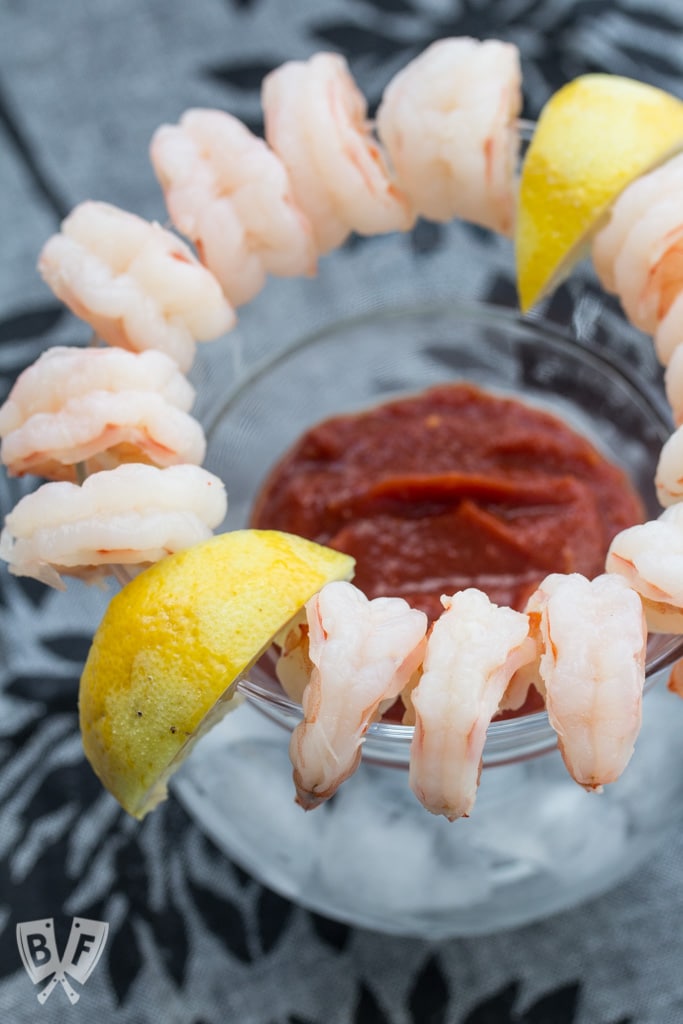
526, 573, 646, 790
668, 657, 683, 698
498, 657, 540, 713
664, 343, 683, 423
151, 109, 317, 308
654, 423, 683, 506
653, 292, 683, 367
591, 153, 683, 350
289, 580, 427, 809
592, 152, 683, 296
408, 588, 534, 820
0, 347, 194, 436
606, 502, 683, 632
0, 347, 200, 478
38, 201, 235, 372
274, 609, 312, 704
0, 390, 206, 480
591, 157, 683, 510
375, 37, 522, 235
0, 463, 227, 589
262, 53, 415, 254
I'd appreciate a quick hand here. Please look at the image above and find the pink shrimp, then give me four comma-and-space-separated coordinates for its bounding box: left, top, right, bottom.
38, 201, 235, 372
526, 573, 646, 791
375, 37, 522, 235
591, 153, 683, 359
0, 347, 194, 435
289, 580, 427, 809
274, 610, 313, 704
654, 423, 683, 506
150, 109, 317, 307
262, 53, 415, 254
408, 588, 534, 820
664, 343, 683, 424
592, 152, 683, 295
606, 503, 683, 632
0, 345, 203, 479
0, 390, 206, 480
668, 658, 683, 698
0, 463, 227, 589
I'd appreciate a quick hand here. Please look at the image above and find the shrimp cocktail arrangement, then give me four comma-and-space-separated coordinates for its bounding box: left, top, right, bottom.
3, 37, 683, 825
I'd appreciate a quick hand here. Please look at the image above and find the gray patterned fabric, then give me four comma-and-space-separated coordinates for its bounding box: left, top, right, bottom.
2, 1, 683, 1021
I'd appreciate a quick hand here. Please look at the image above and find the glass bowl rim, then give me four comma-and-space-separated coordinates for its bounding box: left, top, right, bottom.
206, 298, 670, 436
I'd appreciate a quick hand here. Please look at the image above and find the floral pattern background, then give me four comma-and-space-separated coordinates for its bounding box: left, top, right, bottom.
2, 1, 683, 1021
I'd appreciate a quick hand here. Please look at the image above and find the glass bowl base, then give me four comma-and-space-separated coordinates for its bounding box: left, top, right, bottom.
174, 680, 683, 938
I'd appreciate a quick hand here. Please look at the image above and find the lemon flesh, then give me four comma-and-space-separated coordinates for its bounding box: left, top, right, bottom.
79, 529, 355, 818
516, 74, 683, 313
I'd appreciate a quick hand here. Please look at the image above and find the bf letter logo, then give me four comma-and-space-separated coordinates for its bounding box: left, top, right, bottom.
17, 917, 109, 1005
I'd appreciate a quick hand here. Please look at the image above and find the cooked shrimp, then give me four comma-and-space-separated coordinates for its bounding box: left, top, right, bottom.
668, 657, 683, 698
0, 463, 227, 589
38, 201, 235, 372
375, 37, 522, 235
262, 53, 415, 254
0, 390, 206, 480
655, 291, 683, 366
526, 572, 646, 790
592, 153, 683, 296
274, 610, 313, 704
612, 197, 683, 335
664, 342, 683, 423
654, 423, 683, 506
150, 109, 317, 307
591, 154, 683, 341
289, 580, 427, 809
606, 503, 683, 632
0, 346, 194, 436
408, 588, 535, 820
498, 657, 541, 713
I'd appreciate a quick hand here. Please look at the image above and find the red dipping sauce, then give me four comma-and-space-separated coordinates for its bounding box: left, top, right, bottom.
250, 383, 645, 717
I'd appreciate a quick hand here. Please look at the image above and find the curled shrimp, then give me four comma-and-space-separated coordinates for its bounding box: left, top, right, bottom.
0, 390, 206, 480
38, 201, 235, 372
262, 52, 415, 254
591, 153, 683, 356
274, 609, 312, 704
606, 503, 683, 632
0, 347, 204, 480
408, 588, 535, 820
669, 657, 683, 698
151, 109, 317, 307
664, 344, 683, 423
526, 572, 646, 791
0, 463, 227, 589
289, 580, 427, 809
654, 423, 683, 506
375, 37, 522, 235
0, 347, 194, 433
592, 153, 683, 298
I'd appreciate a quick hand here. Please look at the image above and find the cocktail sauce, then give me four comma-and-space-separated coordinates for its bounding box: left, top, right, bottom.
251, 383, 645, 717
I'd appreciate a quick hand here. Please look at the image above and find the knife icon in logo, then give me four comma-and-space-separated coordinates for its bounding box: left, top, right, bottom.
16, 917, 109, 1004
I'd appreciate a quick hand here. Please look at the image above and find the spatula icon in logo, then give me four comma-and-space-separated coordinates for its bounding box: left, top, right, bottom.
16, 917, 109, 1004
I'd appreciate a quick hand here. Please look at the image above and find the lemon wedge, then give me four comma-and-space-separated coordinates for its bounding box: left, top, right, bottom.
79, 529, 355, 818
516, 74, 683, 312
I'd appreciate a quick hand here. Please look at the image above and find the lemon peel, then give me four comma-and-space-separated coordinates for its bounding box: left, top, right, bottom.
79, 529, 355, 818
516, 74, 683, 313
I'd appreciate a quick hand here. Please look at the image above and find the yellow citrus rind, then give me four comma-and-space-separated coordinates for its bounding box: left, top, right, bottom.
516, 74, 683, 312
79, 529, 355, 818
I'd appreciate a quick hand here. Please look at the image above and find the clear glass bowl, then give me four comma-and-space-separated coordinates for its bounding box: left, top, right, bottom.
174, 301, 683, 937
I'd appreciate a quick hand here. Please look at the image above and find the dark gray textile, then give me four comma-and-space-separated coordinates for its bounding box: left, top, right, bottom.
2, 1, 683, 1021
